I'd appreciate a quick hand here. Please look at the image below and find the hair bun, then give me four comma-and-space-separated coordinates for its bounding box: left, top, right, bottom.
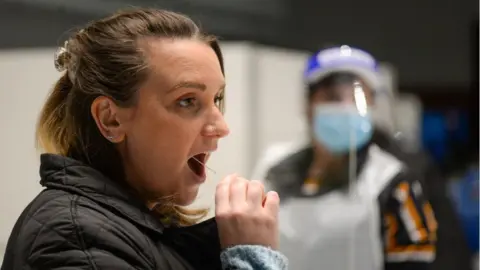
54, 41, 70, 72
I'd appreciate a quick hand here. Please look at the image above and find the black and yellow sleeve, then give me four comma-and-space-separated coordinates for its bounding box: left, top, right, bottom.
382, 177, 438, 270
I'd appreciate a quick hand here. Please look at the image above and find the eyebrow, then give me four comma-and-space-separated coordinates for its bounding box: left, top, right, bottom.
169, 81, 206, 93
168, 81, 226, 93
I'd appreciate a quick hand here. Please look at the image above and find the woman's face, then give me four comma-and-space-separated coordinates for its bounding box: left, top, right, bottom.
118, 39, 228, 205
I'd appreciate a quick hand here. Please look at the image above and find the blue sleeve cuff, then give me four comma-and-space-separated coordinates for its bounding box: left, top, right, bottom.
220, 245, 288, 270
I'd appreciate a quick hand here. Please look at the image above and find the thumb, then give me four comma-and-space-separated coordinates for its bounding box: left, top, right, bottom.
263, 191, 280, 216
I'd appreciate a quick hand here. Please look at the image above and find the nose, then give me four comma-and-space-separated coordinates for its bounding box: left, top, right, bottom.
203, 109, 230, 138
215, 117, 230, 138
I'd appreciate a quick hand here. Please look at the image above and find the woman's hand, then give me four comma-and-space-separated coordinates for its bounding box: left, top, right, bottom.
215, 174, 280, 250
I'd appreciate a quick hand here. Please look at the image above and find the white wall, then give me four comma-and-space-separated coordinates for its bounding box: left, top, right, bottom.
254, 46, 310, 158
0, 49, 57, 253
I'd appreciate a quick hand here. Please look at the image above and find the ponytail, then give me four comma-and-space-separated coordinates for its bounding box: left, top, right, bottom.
36, 73, 73, 155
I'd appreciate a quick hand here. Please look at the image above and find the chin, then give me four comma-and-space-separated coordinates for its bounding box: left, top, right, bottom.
175, 186, 200, 206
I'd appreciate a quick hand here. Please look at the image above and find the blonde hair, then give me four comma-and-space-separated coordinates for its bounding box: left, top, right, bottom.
36, 8, 224, 226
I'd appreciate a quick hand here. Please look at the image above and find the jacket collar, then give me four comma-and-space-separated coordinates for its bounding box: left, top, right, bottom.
39, 153, 165, 234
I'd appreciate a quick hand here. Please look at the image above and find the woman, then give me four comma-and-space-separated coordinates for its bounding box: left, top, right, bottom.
253, 46, 437, 270
1, 8, 287, 270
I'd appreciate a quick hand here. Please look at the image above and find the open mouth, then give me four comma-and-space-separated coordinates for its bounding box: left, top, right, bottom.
187, 153, 207, 177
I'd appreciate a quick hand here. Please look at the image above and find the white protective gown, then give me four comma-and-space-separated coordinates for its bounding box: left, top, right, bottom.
253, 143, 403, 270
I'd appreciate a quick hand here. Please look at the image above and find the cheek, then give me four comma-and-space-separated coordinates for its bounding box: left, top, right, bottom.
128, 106, 193, 162
306, 104, 315, 123
124, 104, 202, 179
123, 115, 196, 196
366, 93, 375, 106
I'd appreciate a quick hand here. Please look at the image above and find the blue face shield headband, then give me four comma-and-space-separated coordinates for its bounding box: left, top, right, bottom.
304, 45, 380, 91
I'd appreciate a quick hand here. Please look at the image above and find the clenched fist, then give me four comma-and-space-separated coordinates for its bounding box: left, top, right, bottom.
215, 174, 280, 250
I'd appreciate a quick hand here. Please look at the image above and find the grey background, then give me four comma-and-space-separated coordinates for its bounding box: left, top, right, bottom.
0, 0, 477, 87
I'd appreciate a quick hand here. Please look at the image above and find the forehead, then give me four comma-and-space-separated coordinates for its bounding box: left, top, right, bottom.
145, 39, 224, 88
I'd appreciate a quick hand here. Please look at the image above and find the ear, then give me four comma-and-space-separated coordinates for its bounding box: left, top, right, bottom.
90, 96, 130, 143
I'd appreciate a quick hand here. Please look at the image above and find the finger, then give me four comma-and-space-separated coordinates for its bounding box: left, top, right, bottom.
263, 191, 280, 216
215, 174, 235, 215
229, 176, 248, 209
246, 180, 264, 210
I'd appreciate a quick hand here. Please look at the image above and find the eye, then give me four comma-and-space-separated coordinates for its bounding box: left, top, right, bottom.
214, 94, 225, 113
177, 97, 197, 108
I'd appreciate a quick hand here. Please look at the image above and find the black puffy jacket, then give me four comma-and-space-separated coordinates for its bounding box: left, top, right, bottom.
1, 154, 223, 270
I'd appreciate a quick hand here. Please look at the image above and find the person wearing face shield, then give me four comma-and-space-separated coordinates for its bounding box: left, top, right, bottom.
252, 46, 437, 270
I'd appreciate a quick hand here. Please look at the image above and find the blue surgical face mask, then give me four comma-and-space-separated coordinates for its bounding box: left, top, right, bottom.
313, 104, 373, 154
